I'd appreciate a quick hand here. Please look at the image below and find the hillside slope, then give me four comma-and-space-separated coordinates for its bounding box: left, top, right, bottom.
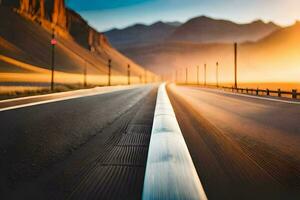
0, 1, 155, 86
122, 22, 300, 84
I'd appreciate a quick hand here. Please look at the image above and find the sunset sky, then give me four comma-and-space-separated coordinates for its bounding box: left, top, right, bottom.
66, 0, 300, 31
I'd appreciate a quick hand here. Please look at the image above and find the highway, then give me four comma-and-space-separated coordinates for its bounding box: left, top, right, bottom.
167, 84, 300, 200
1, 83, 299, 200
0, 84, 157, 199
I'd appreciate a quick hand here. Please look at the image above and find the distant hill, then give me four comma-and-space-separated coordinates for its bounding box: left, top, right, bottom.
169, 16, 280, 43
120, 22, 300, 83
104, 16, 280, 50
104, 21, 179, 49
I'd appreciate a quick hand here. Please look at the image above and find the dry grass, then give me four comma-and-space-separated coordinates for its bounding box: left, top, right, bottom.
0, 84, 96, 100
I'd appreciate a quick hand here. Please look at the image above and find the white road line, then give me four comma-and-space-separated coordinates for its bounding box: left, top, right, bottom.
142, 83, 207, 200
0, 85, 142, 112
190, 86, 300, 105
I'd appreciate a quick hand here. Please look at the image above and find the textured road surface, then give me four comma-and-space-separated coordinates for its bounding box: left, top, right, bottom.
167, 84, 300, 200
0, 85, 157, 200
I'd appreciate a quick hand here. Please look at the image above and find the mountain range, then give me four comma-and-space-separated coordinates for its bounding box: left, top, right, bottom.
104, 16, 280, 49
104, 16, 300, 83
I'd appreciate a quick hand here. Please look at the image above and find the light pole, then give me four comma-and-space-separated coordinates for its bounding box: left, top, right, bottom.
83, 61, 87, 87
50, 28, 56, 91
234, 43, 238, 88
185, 67, 188, 84
127, 64, 131, 85
108, 59, 111, 86
204, 64, 207, 86
197, 65, 199, 85
216, 62, 219, 87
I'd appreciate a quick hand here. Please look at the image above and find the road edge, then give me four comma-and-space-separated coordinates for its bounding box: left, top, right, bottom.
0, 84, 146, 112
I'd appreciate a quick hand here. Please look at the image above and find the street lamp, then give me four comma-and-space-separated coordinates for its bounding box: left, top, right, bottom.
108, 59, 111, 86
216, 62, 219, 87
197, 65, 199, 85
50, 28, 57, 91
204, 64, 207, 86
234, 43, 238, 88
127, 64, 131, 85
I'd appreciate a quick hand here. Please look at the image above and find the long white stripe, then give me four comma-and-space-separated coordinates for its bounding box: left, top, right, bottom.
142, 83, 207, 200
0, 85, 141, 112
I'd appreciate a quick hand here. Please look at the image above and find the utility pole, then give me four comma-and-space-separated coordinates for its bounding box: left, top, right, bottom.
204, 64, 207, 86
108, 59, 111, 86
197, 65, 199, 85
83, 61, 87, 87
50, 28, 56, 91
234, 43, 238, 88
216, 62, 219, 87
185, 67, 188, 84
127, 64, 131, 85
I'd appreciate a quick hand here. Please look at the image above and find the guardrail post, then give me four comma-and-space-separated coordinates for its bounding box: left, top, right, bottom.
246, 88, 248, 94
292, 89, 297, 99
266, 89, 270, 96
278, 89, 281, 97
256, 88, 259, 96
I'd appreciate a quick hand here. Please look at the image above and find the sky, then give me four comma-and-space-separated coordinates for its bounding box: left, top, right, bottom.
66, 0, 300, 32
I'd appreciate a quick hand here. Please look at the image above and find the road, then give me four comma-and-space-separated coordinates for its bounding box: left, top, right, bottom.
1, 83, 299, 200
167, 84, 300, 200
0, 84, 157, 200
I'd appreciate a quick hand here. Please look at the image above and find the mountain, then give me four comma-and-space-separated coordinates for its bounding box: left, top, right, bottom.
121, 22, 300, 83
166, 21, 182, 27
169, 16, 280, 43
104, 16, 280, 50
0, 0, 155, 86
104, 21, 179, 49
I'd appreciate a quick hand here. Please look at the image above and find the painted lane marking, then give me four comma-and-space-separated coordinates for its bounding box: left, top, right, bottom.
142, 83, 207, 200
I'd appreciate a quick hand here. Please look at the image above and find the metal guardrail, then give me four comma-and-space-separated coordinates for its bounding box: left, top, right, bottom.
177, 83, 300, 99
220, 86, 299, 99
142, 83, 207, 200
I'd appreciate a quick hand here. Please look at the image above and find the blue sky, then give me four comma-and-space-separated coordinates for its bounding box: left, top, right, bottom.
66, 0, 300, 32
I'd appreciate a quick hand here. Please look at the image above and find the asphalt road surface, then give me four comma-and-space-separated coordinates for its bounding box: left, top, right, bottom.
167, 84, 300, 200
0, 85, 157, 200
